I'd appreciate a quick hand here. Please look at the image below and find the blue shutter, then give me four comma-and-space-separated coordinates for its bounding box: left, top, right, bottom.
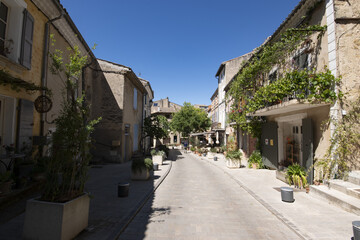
20, 9, 34, 69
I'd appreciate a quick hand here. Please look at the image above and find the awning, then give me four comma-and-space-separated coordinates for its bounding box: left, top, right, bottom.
250, 99, 330, 117
190, 131, 215, 136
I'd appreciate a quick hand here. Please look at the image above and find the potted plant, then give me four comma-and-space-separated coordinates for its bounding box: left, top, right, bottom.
248, 150, 263, 169
151, 149, 165, 165
285, 163, 308, 189
23, 45, 100, 240
225, 150, 242, 168
131, 157, 153, 180
0, 171, 13, 195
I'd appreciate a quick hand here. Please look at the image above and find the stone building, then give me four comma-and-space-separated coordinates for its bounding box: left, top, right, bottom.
0, 0, 95, 163
140, 78, 154, 152
89, 59, 147, 163
151, 97, 182, 146
211, 53, 252, 149
226, 0, 360, 183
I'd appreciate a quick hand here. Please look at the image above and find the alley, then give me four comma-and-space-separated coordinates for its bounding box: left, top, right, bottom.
119, 150, 301, 240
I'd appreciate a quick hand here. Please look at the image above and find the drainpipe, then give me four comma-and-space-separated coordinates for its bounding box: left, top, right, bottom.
40, 12, 64, 138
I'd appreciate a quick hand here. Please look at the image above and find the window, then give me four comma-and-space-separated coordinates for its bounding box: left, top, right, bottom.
293, 51, 309, 70
174, 135, 177, 143
269, 70, 277, 84
0, 3, 9, 55
133, 88, 137, 110
0, 0, 33, 69
153, 103, 158, 107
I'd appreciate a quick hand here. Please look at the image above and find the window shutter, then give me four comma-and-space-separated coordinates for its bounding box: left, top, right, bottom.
20, 9, 34, 69
17, 99, 34, 151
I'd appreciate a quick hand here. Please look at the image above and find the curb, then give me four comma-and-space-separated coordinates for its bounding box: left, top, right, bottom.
192, 154, 312, 240
108, 157, 173, 240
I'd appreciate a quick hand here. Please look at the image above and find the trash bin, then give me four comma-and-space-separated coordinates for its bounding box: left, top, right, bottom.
281, 187, 294, 202
118, 183, 129, 197
153, 163, 159, 171
214, 156, 217, 161
353, 221, 360, 240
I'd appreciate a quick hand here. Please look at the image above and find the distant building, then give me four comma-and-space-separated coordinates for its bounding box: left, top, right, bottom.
151, 97, 182, 146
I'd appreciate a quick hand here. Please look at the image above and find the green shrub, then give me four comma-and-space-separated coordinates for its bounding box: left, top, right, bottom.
150, 149, 157, 156
190, 146, 195, 152
157, 145, 169, 156
248, 150, 263, 169
132, 158, 153, 174
286, 163, 307, 188
210, 148, 217, 153
226, 150, 242, 161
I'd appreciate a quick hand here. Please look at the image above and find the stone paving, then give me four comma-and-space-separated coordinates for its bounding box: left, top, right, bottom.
0, 156, 171, 240
120, 151, 301, 240
199, 153, 358, 240
0, 149, 358, 239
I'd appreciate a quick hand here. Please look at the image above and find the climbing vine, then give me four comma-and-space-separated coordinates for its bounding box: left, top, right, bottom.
226, 24, 342, 138
0, 69, 51, 95
317, 96, 360, 180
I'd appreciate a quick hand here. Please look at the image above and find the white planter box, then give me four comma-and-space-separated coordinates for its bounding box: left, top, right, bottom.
23, 193, 90, 240
152, 155, 163, 165
226, 158, 241, 168
131, 168, 150, 180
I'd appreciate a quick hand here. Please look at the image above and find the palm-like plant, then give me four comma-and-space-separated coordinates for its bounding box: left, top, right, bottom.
286, 163, 307, 188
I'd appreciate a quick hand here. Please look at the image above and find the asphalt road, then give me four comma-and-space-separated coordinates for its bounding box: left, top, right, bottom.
119, 150, 301, 240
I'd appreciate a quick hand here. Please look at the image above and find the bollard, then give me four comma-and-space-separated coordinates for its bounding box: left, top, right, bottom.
214, 156, 217, 161
153, 163, 159, 171
353, 221, 360, 240
118, 183, 129, 197
281, 187, 294, 202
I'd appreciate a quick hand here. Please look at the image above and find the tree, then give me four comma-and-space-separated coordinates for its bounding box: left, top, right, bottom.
42, 42, 100, 202
143, 115, 170, 141
170, 102, 211, 142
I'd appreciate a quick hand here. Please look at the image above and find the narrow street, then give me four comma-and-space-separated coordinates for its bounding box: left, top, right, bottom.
119, 150, 300, 240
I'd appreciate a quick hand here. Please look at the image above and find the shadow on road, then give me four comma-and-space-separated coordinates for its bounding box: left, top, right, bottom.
117, 149, 180, 240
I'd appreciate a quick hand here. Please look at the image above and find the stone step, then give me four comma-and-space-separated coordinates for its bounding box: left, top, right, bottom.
348, 171, 360, 185
327, 179, 360, 200
310, 184, 360, 215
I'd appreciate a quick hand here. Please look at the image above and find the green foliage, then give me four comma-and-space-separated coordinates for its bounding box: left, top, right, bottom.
248, 150, 264, 169
227, 25, 339, 138
143, 115, 170, 140
226, 150, 242, 162
210, 147, 217, 153
286, 163, 307, 188
131, 157, 153, 174
190, 146, 195, 152
0, 69, 51, 95
150, 149, 157, 156
320, 96, 360, 180
171, 102, 211, 137
41, 44, 100, 202
156, 145, 169, 156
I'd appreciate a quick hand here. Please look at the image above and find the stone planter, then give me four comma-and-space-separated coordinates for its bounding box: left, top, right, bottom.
152, 155, 163, 165
226, 158, 241, 168
23, 193, 90, 240
131, 168, 150, 181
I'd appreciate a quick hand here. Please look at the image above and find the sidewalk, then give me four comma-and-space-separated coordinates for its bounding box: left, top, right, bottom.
192, 152, 358, 240
0, 154, 172, 240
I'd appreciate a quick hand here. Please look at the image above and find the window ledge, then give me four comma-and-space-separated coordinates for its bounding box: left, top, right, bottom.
0, 54, 28, 74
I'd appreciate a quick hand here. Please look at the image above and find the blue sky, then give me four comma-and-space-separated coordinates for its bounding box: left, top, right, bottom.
60, 0, 300, 106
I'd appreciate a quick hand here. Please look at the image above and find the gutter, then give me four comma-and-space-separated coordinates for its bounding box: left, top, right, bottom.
40, 12, 64, 137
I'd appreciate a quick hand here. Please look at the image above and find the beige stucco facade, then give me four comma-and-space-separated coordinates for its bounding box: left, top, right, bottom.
151, 98, 182, 146
0, 0, 94, 160
230, 0, 360, 182
89, 59, 146, 163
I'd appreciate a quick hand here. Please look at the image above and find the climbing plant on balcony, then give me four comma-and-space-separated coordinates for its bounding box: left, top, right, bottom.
227, 24, 342, 138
